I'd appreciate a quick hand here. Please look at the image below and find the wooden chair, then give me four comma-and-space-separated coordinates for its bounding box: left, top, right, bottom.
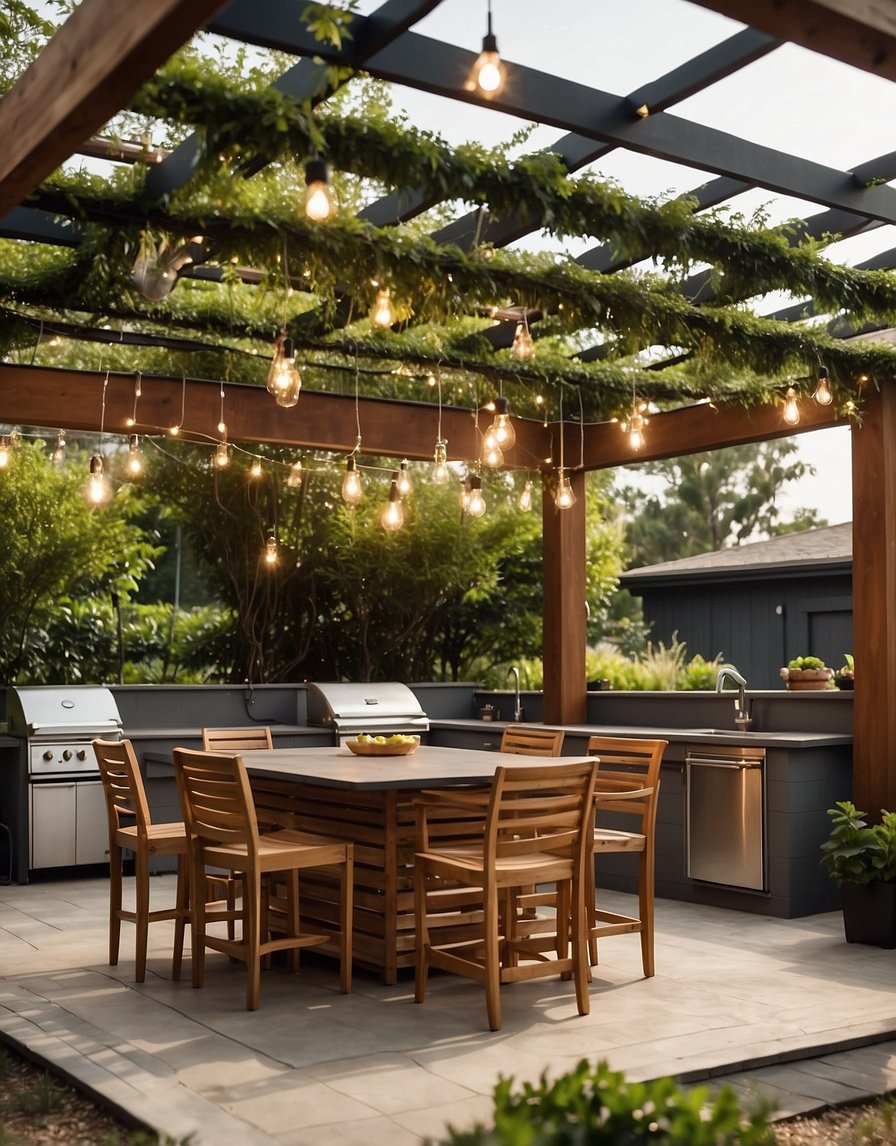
173, 747, 353, 1011
202, 727, 274, 752
92, 737, 190, 984
586, 736, 668, 977
500, 724, 565, 757
414, 760, 597, 1031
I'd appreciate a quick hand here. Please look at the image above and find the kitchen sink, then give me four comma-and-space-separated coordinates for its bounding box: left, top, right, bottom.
691, 728, 754, 735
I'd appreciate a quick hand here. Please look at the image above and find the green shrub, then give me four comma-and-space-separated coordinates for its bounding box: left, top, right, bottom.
820, 801, 896, 886
586, 638, 726, 692
440, 1058, 774, 1145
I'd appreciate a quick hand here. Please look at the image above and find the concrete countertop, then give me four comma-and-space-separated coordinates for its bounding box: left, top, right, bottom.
429, 718, 852, 749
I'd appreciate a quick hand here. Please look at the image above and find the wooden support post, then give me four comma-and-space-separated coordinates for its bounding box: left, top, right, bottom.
851, 382, 896, 815
542, 471, 587, 725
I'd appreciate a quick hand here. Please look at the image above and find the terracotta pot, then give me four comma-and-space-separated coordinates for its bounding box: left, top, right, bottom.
780, 667, 833, 691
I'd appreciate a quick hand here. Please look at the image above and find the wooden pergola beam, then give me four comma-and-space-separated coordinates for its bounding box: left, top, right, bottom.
694, 0, 896, 83
0, 0, 227, 216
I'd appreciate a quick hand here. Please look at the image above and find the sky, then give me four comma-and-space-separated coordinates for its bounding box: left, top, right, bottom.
351, 0, 896, 526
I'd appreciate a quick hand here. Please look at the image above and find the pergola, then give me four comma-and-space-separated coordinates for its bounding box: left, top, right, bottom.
1, 0, 896, 813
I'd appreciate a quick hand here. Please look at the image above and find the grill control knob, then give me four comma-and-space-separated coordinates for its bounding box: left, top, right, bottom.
43, 750, 54, 761
62, 749, 73, 761
76, 749, 87, 761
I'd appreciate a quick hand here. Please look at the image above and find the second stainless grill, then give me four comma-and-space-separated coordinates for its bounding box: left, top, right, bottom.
305, 682, 429, 744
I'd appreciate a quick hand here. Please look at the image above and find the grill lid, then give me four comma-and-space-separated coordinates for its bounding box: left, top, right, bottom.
305, 681, 428, 729
6, 686, 123, 738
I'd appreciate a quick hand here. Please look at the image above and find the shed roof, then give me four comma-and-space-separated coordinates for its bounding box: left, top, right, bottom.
621, 521, 853, 586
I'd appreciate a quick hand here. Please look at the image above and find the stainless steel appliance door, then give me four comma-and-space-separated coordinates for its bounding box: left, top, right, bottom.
686, 752, 766, 891
29, 780, 107, 869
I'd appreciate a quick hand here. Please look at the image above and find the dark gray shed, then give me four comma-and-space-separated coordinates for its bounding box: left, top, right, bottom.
620, 523, 852, 688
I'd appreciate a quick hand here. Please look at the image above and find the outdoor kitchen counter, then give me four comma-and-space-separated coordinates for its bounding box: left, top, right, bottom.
428, 719, 852, 749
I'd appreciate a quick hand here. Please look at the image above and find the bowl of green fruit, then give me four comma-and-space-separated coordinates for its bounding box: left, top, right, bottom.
347, 734, 420, 756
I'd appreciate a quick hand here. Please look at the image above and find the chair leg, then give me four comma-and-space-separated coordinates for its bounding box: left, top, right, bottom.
190, 852, 207, 990
414, 862, 429, 1004
571, 873, 590, 1017
285, 870, 301, 974
639, 848, 655, 978
172, 852, 189, 982
134, 846, 150, 983
108, 842, 123, 967
245, 874, 262, 1012
339, 854, 353, 995
483, 884, 502, 1032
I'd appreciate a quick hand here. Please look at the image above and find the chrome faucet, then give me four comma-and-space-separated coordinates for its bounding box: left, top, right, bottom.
716, 667, 751, 731
506, 665, 522, 722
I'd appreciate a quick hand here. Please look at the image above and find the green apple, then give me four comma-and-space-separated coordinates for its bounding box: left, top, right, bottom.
356, 734, 370, 744
374, 735, 386, 743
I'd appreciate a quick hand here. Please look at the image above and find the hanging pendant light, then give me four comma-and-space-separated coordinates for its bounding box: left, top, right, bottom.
304, 158, 335, 222
471, 0, 506, 97
518, 480, 533, 513
397, 459, 412, 498
266, 334, 301, 407
511, 317, 534, 361
433, 439, 450, 485
620, 381, 648, 451
370, 287, 396, 328
263, 536, 279, 566
214, 440, 231, 469
783, 386, 801, 426
249, 458, 263, 480
481, 433, 504, 469
466, 474, 486, 518
86, 454, 112, 505
381, 475, 405, 532
553, 469, 576, 509
488, 395, 516, 449
286, 460, 303, 488
813, 367, 833, 406
342, 455, 363, 505
126, 434, 143, 477
51, 430, 66, 465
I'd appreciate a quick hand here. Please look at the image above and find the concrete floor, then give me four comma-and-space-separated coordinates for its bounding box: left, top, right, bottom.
1, 875, 895, 1144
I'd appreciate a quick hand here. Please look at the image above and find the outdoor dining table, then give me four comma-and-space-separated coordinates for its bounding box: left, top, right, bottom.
238, 744, 597, 983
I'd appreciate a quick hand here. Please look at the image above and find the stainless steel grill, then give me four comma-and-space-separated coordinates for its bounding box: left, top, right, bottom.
305, 682, 429, 744
6, 686, 123, 874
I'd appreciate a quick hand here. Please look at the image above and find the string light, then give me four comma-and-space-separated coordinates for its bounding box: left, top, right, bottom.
342, 455, 363, 505
518, 480, 533, 512
51, 430, 66, 465
397, 459, 412, 498
304, 158, 335, 222
370, 287, 396, 329
214, 439, 231, 468
470, 0, 506, 97
553, 390, 576, 509
266, 334, 302, 408
249, 458, 263, 479
433, 439, 450, 484
813, 367, 833, 406
511, 316, 534, 361
125, 371, 142, 428
783, 386, 801, 426
487, 395, 516, 449
169, 374, 186, 436
263, 536, 279, 565
0, 435, 11, 470
381, 475, 405, 532
465, 474, 486, 518
86, 454, 112, 505
126, 434, 143, 477
620, 379, 648, 451
286, 460, 303, 488
481, 437, 504, 468
217, 379, 227, 434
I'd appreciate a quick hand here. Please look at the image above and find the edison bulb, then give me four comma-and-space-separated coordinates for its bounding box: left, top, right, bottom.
466, 476, 486, 518
783, 386, 801, 426
287, 460, 303, 488
304, 159, 334, 221
475, 50, 505, 94
518, 480, 533, 512
481, 434, 504, 469
397, 460, 412, 498
381, 480, 404, 532
249, 459, 263, 479
511, 322, 534, 361
554, 471, 576, 510
214, 441, 231, 468
814, 369, 833, 406
126, 435, 143, 477
51, 431, 66, 466
264, 537, 278, 565
433, 440, 449, 485
86, 454, 112, 505
489, 396, 516, 448
342, 457, 363, 505
370, 288, 396, 328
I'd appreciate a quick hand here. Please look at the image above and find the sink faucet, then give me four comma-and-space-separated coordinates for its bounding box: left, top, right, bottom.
506, 665, 522, 722
716, 667, 751, 731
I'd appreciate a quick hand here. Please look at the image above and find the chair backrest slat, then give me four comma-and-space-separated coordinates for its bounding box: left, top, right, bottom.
486, 761, 596, 865
93, 738, 151, 836
174, 748, 259, 851
499, 725, 565, 757
202, 727, 274, 752
586, 736, 668, 830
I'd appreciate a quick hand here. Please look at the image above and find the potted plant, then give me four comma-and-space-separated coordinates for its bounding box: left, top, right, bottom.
779, 655, 833, 690
834, 653, 855, 690
820, 801, 896, 947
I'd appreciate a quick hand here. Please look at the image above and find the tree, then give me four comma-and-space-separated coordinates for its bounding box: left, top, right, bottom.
620, 440, 829, 569
0, 439, 159, 683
